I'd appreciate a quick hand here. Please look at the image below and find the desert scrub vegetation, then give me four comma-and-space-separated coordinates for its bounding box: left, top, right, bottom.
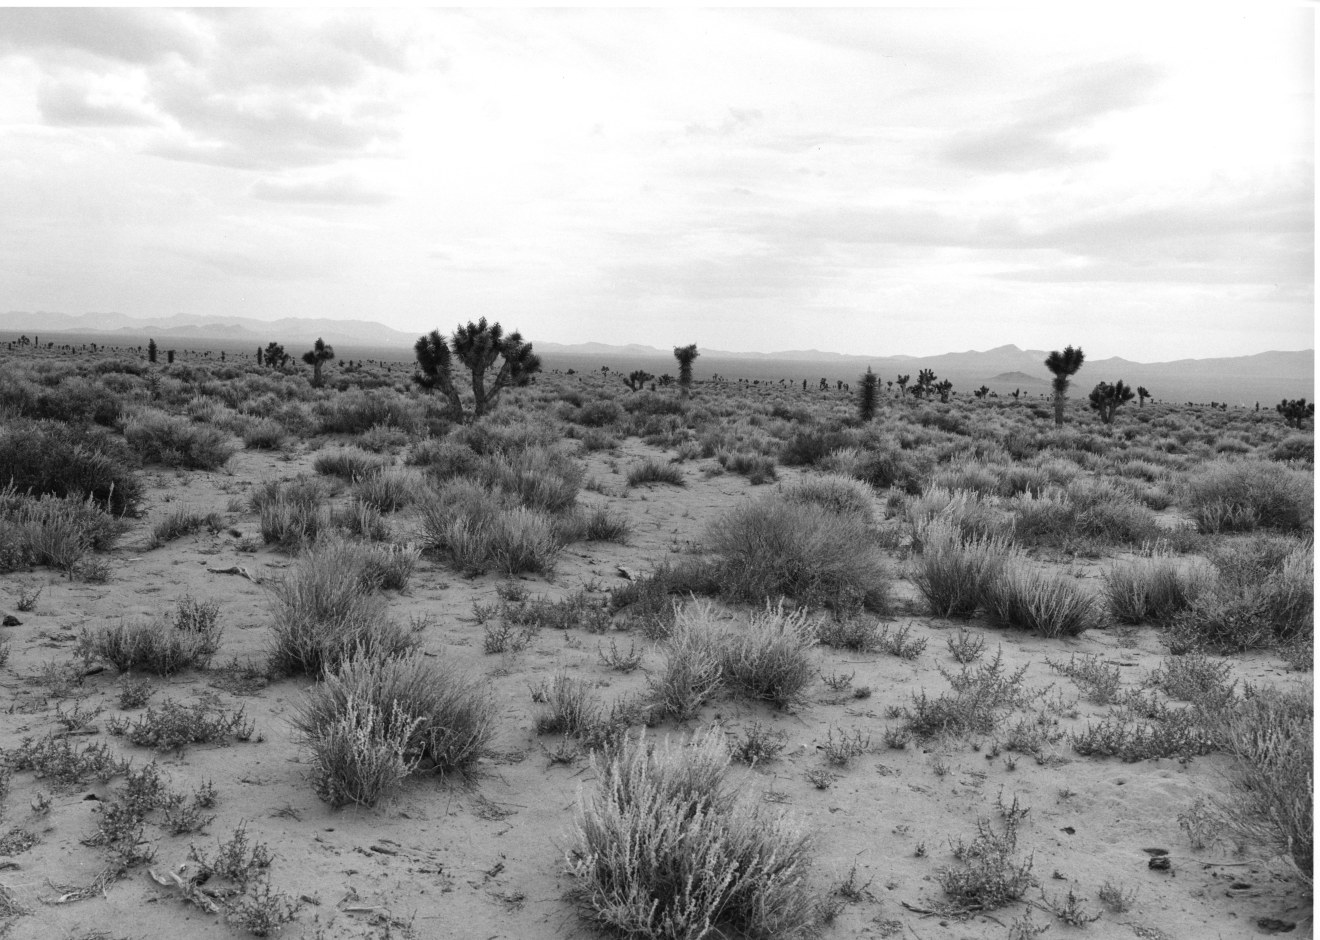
982, 556, 1103, 637
904, 648, 1034, 738
700, 493, 891, 613
123, 408, 236, 470
266, 537, 419, 677
249, 477, 330, 549
294, 650, 495, 806
148, 506, 223, 548
313, 446, 389, 480
1167, 536, 1313, 652
81, 596, 223, 675
910, 522, 1012, 618
1184, 459, 1312, 534
418, 480, 566, 576
0, 489, 127, 575
0, 418, 141, 514
779, 472, 876, 525
627, 457, 686, 487
1102, 544, 1212, 625
566, 727, 820, 940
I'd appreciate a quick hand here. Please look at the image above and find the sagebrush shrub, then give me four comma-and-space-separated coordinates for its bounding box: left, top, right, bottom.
123, 409, 235, 470
267, 538, 417, 677
718, 602, 818, 709
982, 558, 1101, 637
567, 728, 819, 940
0, 419, 141, 514
295, 651, 494, 805
83, 612, 222, 676
780, 473, 876, 525
1103, 548, 1211, 625
910, 523, 1012, 619
1185, 459, 1312, 534
703, 495, 890, 613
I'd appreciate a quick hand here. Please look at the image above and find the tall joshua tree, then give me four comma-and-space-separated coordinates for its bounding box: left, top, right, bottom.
302, 337, 335, 388
1044, 345, 1085, 427
147, 339, 158, 364
1136, 386, 1150, 408
895, 374, 910, 398
858, 367, 879, 421
673, 344, 699, 398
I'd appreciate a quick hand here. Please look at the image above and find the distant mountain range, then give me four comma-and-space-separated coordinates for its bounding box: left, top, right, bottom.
0, 312, 1311, 404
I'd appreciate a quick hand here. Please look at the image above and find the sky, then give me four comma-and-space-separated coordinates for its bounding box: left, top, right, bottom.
0, 6, 1312, 360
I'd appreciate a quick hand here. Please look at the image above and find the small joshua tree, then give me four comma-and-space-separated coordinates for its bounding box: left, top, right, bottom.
673, 344, 699, 398
166, 349, 175, 365
1136, 385, 1150, 408
416, 318, 541, 421
1277, 398, 1315, 429
147, 339, 158, 364
264, 342, 289, 368
302, 337, 335, 388
255, 346, 263, 366
1087, 380, 1135, 424
935, 379, 953, 403
624, 370, 654, 392
858, 367, 879, 421
896, 374, 910, 398
973, 385, 989, 399
1044, 345, 1085, 427
913, 369, 936, 400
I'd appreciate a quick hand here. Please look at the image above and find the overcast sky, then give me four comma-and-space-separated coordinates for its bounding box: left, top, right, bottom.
0, 7, 1312, 360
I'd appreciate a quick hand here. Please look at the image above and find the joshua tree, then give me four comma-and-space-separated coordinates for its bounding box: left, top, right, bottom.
414, 330, 464, 417
895, 374, 910, 398
416, 318, 541, 421
1087, 380, 1135, 424
1136, 386, 1150, 408
624, 370, 654, 392
302, 337, 335, 388
973, 385, 990, 399
934, 379, 953, 403
858, 367, 879, 421
166, 349, 175, 365
255, 346, 263, 366
264, 342, 289, 368
1044, 345, 1085, 427
1276, 398, 1314, 429
911, 369, 936, 400
147, 339, 158, 364
673, 344, 699, 398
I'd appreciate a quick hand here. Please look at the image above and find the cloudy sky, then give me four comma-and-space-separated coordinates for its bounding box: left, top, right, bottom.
0, 7, 1312, 360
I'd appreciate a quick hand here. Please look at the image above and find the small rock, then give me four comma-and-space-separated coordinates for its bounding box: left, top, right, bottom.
2, 615, 20, 627
1256, 918, 1296, 934
1148, 856, 1172, 871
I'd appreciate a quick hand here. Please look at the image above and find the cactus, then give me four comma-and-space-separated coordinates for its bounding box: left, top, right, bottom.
1044, 346, 1085, 426
302, 337, 335, 388
1087, 380, 1135, 424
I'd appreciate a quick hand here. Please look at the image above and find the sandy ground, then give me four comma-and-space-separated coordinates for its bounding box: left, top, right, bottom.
0, 439, 1310, 940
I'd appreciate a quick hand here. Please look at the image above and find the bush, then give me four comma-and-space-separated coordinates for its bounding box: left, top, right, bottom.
566, 727, 819, 940
267, 538, 418, 677
780, 473, 876, 526
294, 651, 495, 806
779, 428, 853, 468
149, 506, 222, 548
123, 409, 235, 470
480, 445, 582, 513
0, 490, 126, 573
982, 558, 1102, 637
352, 468, 426, 513
627, 458, 685, 487
240, 417, 286, 451
0, 419, 141, 515
910, 524, 1012, 619
82, 605, 222, 676
314, 447, 388, 480
407, 439, 481, 479
419, 483, 565, 575
1186, 460, 1312, 533
250, 477, 330, 549
1103, 548, 1212, 625
1205, 683, 1312, 878
718, 602, 818, 709
702, 495, 891, 613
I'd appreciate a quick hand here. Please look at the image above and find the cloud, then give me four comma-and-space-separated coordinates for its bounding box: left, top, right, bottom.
37, 77, 159, 127
251, 175, 393, 205
165, 245, 333, 281
685, 107, 764, 137
0, 8, 202, 64
943, 57, 1163, 172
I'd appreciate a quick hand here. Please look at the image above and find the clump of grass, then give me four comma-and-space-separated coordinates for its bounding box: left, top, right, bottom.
982, 558, 1102, 638
250, 477, 330, 549
718, 602, 818, 710
910, 523, 1012, 619
124, 409, 235, 470
627, 458, 685, 487
313, 447, 388, 481
718, 451, 778, 484
81, 596, 223, 676
0, 490, 126, 575
1185, 459, 1312, 534
266, 538, 418, 677
566, 728, 820, 940
815, 617, 884, 652
780, 473, 876, 525
294, 651, 495, 806
418, 482, 566, 576
1103, 545, 1211, 625
1203, 682, 1312, 879
352, 468, 426, 513
702, 494, 891, 614
149, 507, 223, 549
648, 602, 726, 722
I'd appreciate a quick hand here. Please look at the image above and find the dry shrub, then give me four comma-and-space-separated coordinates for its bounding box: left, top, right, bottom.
567, 728, 819, 940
